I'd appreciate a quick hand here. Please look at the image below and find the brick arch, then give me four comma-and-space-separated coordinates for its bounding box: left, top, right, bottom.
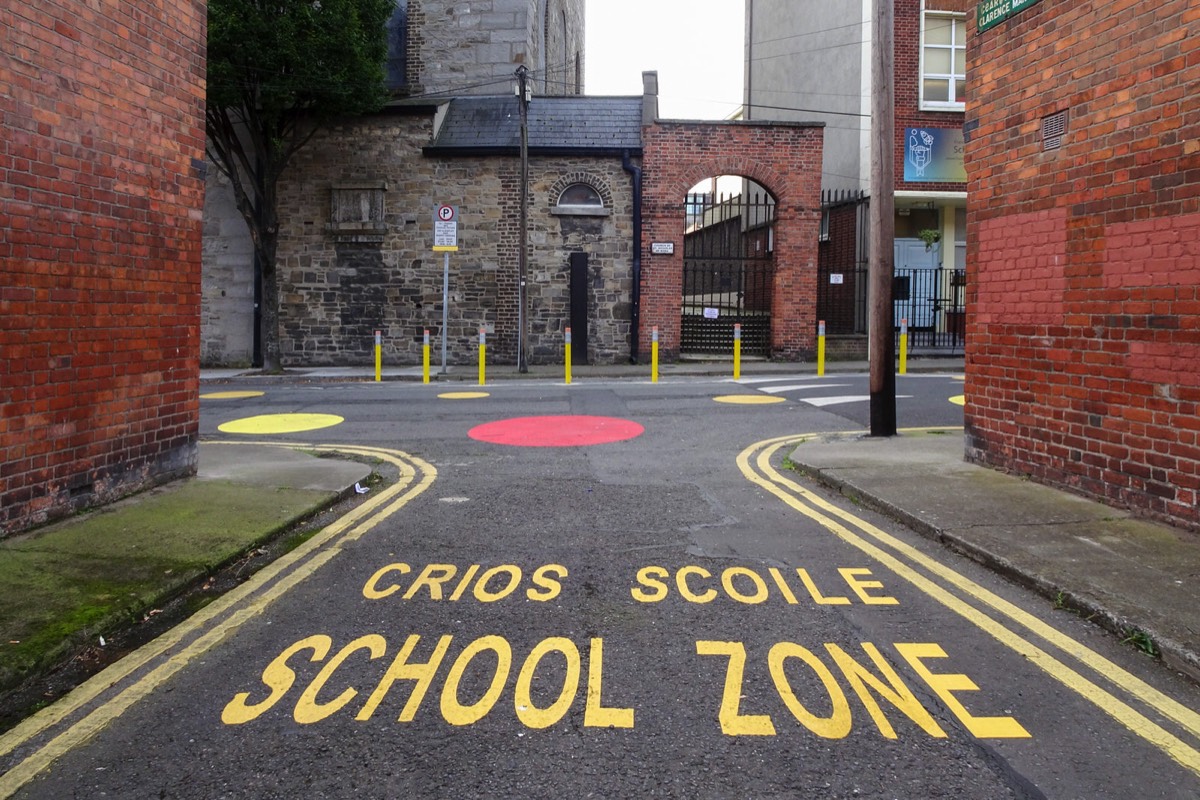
639, 120, 825, 361
548, 171, 614, 208
670, 163, 787, 208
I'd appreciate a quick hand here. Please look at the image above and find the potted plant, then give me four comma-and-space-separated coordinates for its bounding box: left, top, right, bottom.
917, 228, 942, 250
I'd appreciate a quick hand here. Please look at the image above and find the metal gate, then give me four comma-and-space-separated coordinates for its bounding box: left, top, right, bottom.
816, 264, 966, 351
681, 191, 775, 356
893, 267, 966, 350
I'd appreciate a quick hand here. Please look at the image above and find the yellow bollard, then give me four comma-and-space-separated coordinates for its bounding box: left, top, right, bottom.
375, 329, 382, 382
651, 326, 659, 383
478, 328, 486, 385
564, 326, 572, 384
422, 329, 430, 384
817, 320, 826, 377
899, 317, 908, 375
733, 323, 742, 380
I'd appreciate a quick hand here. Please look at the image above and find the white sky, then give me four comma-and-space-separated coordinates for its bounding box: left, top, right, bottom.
584, 1, 745, 120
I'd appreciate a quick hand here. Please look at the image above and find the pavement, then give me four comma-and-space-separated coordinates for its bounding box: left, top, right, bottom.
2, 356, 1197, 730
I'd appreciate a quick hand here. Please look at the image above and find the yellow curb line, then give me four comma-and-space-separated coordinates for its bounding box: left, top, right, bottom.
744, 432, 1200, 777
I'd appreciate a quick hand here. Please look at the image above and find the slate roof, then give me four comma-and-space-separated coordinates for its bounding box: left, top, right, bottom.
424, 95, 643, 155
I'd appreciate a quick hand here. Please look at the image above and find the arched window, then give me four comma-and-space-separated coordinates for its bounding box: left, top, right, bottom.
557, 183, 603, 208
385, 0, 408, 90
551, 178, 610, 218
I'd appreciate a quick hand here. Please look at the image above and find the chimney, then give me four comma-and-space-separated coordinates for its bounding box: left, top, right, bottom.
642, 71, 659, 126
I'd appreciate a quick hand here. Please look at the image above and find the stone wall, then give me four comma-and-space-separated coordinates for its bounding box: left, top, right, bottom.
201, 0, 589, 367
409, 0, 585, 97
539, 0, 585, 94
274, 110, 635, 366
201, 165, 256, 366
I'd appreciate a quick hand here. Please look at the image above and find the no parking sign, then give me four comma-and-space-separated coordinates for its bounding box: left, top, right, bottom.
433, 204, 458, 251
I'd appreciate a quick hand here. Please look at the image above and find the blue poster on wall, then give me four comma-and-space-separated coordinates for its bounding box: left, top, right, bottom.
904, 127, 966, 183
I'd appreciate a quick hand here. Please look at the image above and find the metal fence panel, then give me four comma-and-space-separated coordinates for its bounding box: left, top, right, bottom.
681, 192, 775, 356
816, 265, 966, 352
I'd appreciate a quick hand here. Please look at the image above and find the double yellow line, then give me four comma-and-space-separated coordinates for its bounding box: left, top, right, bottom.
0, 443, 437, 798
740, 432, 1200, 778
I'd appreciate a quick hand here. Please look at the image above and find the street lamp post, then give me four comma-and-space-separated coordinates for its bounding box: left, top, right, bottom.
516, 65, 530, 373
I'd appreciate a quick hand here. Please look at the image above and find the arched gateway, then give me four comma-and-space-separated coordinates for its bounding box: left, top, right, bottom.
682, 179, 776, 357
639, 119, 825, 362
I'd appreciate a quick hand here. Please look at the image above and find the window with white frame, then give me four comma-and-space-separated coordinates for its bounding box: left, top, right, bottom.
921, 12, 966, 111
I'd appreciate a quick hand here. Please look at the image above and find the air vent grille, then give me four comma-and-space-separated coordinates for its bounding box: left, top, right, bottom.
1042, 110, 1068, 151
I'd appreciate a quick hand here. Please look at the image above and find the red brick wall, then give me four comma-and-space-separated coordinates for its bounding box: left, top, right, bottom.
964, 0, 1200, 530
0, 0, 206, 536
640, 121, 824, 359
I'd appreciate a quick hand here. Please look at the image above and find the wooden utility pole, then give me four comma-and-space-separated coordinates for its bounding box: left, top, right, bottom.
869, 0, 897, 436
516, 65, 530, 373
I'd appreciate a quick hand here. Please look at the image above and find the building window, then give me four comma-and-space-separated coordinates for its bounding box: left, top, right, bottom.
550, 175, 611, 217
327, 182, 388, 242
554, 183, 606, 215
921, 12, 966, 111
385, 1, 408, 91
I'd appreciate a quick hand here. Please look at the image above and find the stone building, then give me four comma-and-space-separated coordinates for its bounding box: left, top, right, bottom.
274, 95, 642, 367
2, 0, 206, 535
403, 0, 585, 97
202, 0, 587, 366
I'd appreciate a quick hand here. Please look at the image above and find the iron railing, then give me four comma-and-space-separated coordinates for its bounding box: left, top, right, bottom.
816, 265, 966, 351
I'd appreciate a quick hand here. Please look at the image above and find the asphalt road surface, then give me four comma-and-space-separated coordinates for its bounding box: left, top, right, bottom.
6, 373, 1200, 799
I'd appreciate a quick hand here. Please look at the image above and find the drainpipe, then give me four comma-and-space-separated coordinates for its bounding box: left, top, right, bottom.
622, 149, 643, 363
252, 154, 263, 367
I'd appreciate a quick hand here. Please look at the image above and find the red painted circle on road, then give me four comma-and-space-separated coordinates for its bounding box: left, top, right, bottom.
469, 415, 644, 447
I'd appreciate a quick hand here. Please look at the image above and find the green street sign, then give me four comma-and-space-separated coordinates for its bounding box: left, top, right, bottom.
977, 0, 1041, 32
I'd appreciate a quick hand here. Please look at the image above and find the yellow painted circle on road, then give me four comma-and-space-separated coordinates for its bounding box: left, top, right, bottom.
200, 391, 265, 400
714, 395, 786, 405
949, 395, 966, 406
218, 413, 344, 435
439, 391, 491, 400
